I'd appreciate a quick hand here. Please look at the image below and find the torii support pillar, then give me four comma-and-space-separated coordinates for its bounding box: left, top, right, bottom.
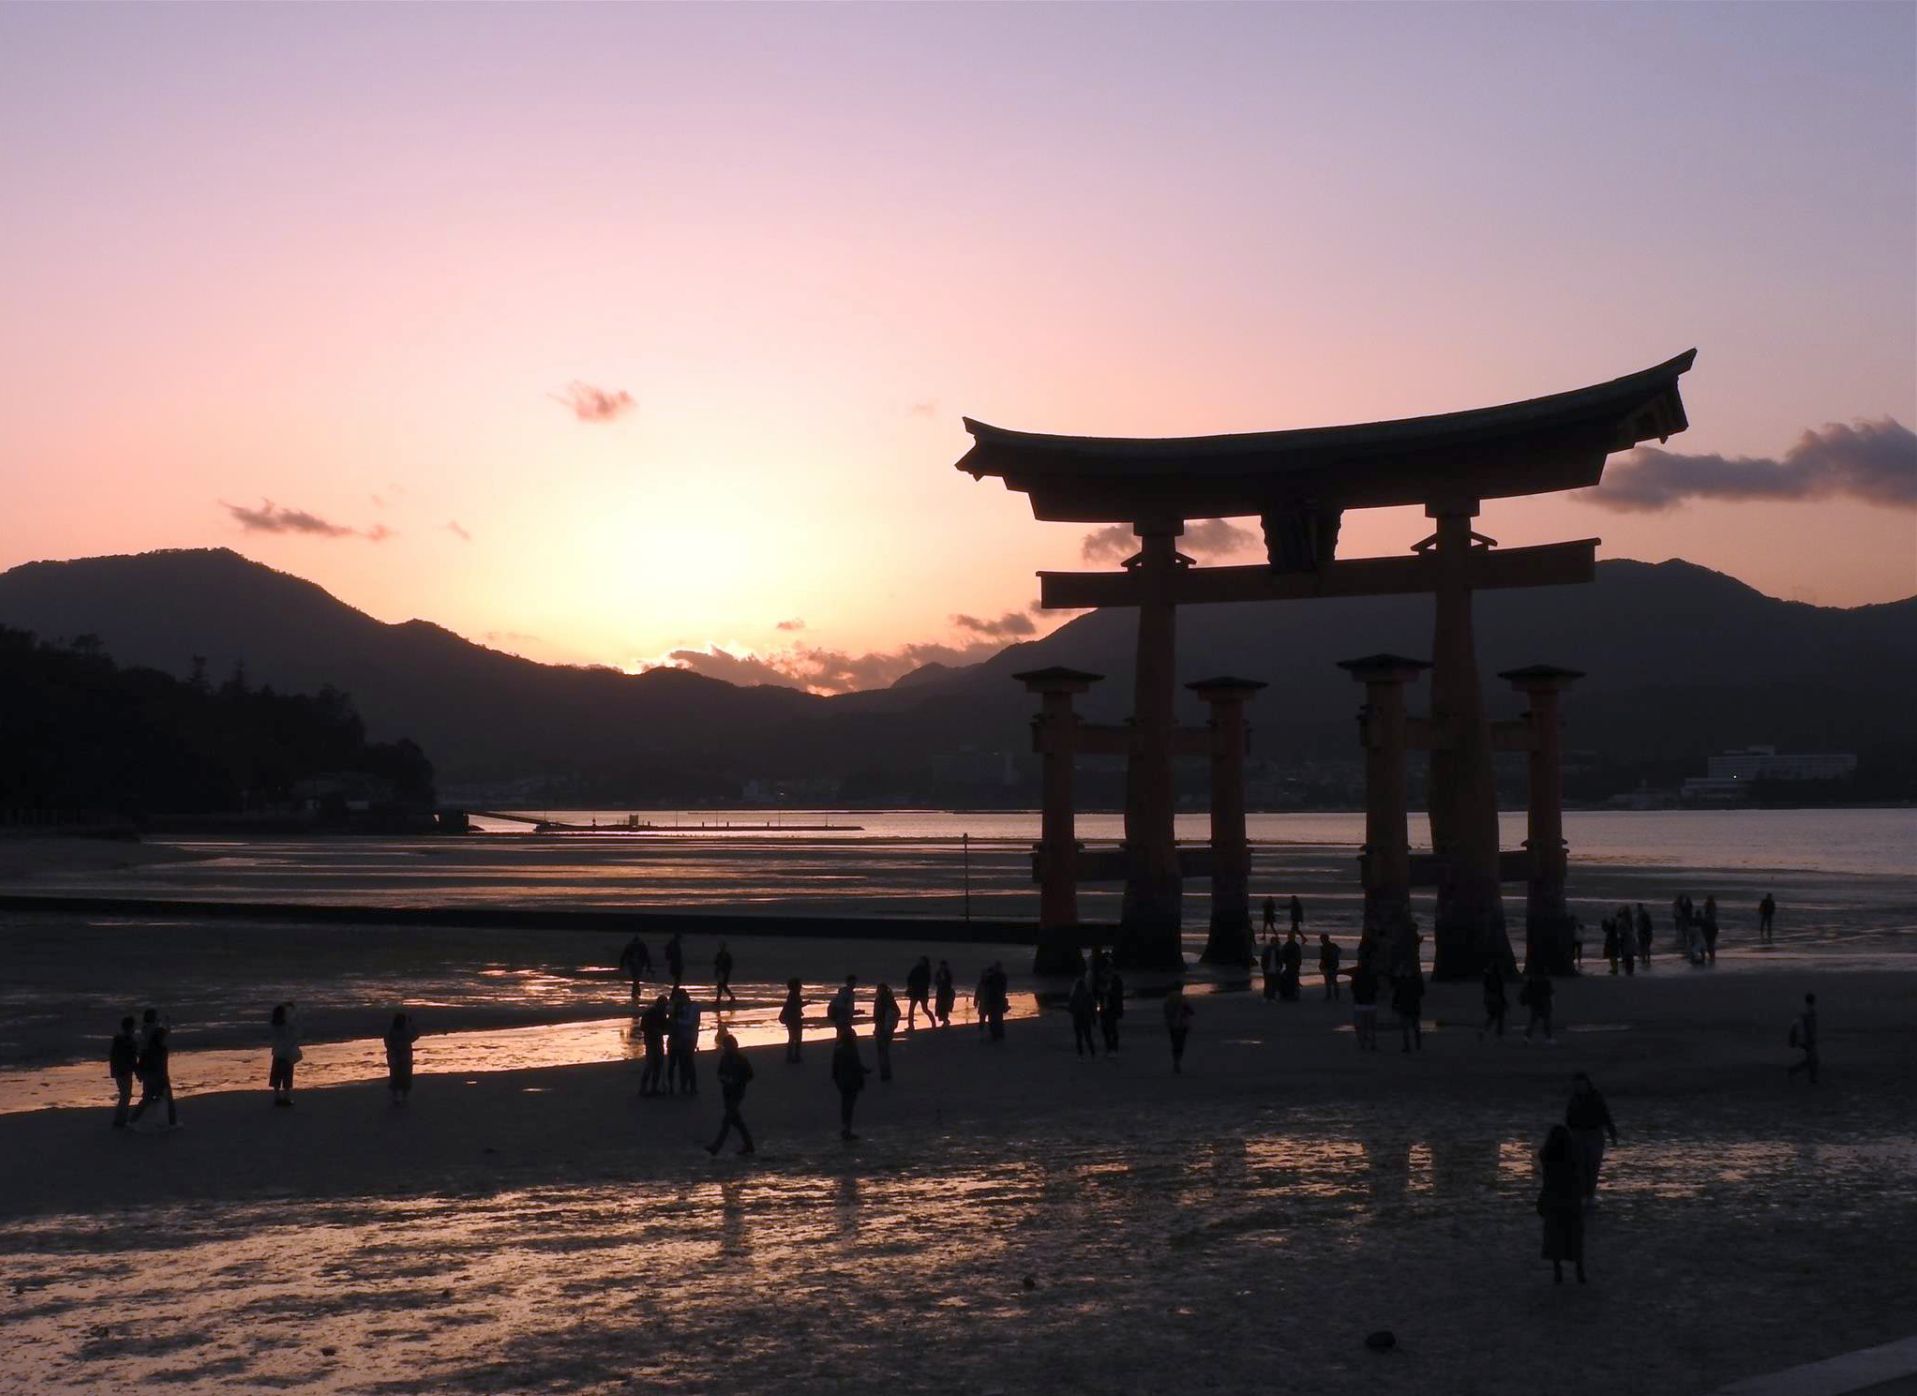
1502, 665, 1584, 976
1014, 666, 1103, 975
1191, 677, 1267, 966
1424, 502, 1515, 980
1340, 655, 1429, 970
1117, 525, 1188, 971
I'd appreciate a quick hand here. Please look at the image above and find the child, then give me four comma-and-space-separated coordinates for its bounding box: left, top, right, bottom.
779, 978, 805, 1063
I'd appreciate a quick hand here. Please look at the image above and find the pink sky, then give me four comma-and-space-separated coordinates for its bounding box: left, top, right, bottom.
1, 4, 1911, 690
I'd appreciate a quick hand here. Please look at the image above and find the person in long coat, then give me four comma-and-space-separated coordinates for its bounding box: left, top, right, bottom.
1537, 1124, 1588, 1284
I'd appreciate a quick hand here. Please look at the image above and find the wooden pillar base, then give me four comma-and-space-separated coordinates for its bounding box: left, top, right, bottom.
1201, 870, 1254, 965
1116, 875, 1185, 970
1032, 932, 1089, 978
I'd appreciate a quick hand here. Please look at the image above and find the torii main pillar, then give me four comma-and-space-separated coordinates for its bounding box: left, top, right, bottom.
1116, 524, 1187, 970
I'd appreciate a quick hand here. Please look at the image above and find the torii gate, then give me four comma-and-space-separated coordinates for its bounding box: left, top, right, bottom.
957, 351, 1695, 977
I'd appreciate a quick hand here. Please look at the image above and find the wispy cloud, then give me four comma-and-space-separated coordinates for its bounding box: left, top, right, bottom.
447, 520, 473, 542
553, 381, 636, 424
775, 618, 806, 632
652, 640, 1000, 694
907, 399, 939, 418
952, 609, 1037, 639
1081, 517, 1259, 562
1585, 418, 1916, 512
224, 500, 358, 538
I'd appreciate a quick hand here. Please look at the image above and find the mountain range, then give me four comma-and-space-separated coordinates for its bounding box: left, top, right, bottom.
1, 547, 1911, 802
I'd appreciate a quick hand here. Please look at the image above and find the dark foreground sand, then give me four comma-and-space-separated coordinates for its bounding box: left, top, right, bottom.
2, 961, 1913, 1396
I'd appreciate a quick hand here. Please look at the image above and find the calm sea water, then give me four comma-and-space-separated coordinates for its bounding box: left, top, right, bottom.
476, 807, 1916, 878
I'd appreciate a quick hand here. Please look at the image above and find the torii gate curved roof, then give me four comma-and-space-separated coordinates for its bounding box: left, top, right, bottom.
957, 350, 1695, 523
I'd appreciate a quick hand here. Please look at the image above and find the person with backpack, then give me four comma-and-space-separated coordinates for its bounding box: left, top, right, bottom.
705, 1033, 756, 1156
831, 1032, 868, 1141
108, 1016, 140, 1128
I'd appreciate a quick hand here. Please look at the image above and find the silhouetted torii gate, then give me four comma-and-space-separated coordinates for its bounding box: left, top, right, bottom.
957, 351, 1696, 977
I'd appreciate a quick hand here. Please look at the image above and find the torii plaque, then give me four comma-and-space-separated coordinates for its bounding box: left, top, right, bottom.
958, 351, 1695, 976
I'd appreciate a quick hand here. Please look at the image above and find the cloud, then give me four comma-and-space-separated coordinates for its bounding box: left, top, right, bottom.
952, 609, 1037, 638
1080, 517, 1259, 561
655, 639, 1003, 694
775, 618, 806, 632
553, 381, 636, 423
223, 501, 356, 538
1585, 418, 1916, 512
363, 523, 395, 543
447, 520, 473, 542
907, 399, 939, 418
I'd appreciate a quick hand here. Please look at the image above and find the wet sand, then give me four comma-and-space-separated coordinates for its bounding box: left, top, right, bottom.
2, 961, 1914, 1395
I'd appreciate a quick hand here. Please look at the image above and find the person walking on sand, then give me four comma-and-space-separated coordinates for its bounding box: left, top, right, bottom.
1565, 1073, 1618, 1204
778, 978, 806, 1063
982, 962, 1010, 1042
1280, 931, 1303, 1002
1702, 897, 1720, 964
1788, 992, 1819, 1084
1521, 967, 1555, 1042
705, 1033, 756, 1156
384, 1012, 421, 1105
1319, 934, 1343, 1001
1163, 984, 1195, 1074
934, 960, 956, 1027
831, 1032, 868, 1140
1602, 917, 1621, 976
1393, 967, 1425, 1052
1759, 892, 1777, 946
1289, 895, 1304, 935
905, 956, 933, 1028
1537, 1124, 1588, 1285
1260, 935, 1280, 1001
1262, 896, 1277, 934
664, 931, 685, 988
1068, 973, 1098, 1057
828, 974, 858, 1039
639, 993, 671, 1095
1480, 962, 1508, 1040
268, 1002, 301, 1108
670, 987, 702, 1095
1635, 904, 1653, 968
128, 1024, 178, 1129
713, 942, 739, 1007
1098, 967, 1125, 1051
617, 934, 651, 1002
109, 1015, 139, 1128
873, 983, 901, 1082
1350, 958, 1381, 1051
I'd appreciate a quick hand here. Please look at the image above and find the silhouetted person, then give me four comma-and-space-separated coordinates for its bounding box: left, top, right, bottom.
109, 1015, 139, 1128
1350, 959, 1381, 1051
1635, 903, 1653, 968
1260, 935, 1280, 1001
934, 960, 955, 1026
1393, 969, 1425, 1052
1261, 897, 1277, 934
983, 962, 1009, 1041
1163, 984, 1194, 1074
971, 967, 991, 1036
268, 1001, 300, 1108
1319, 934, 1343, 1001
1288, 895, 1304, 934
1702, 897, 1720, 964
1602, 917, 1621, 975
1569, 920, 1584, 967
664, 931, 685, 988
1521, 968, 1555, 1042
873, 983, 901, 1081
779, 978, 805, 1063
617, 935, 651, 1001
128, 1024, 177, 1129
1565, 1073, 1617, 1203
832, 1033, 868, 1140
639, 993, 670, 1094
1068, 975, 1098, 1057
905, 956, 933, 1027
385, 1012, 421, 1104
1759, 892, 1777, 945
1788, 992, 1819, 1084
1620, 922, 1636, 977
705, 1032, 755, 1156
1480, 963, 1508, 1039
1537, 1124, 1587, 1284
1280, 931, 1303, 1002
713, 942, 738, 1006
828, 974, 858, 1039
670, 987, 701, 1095
1098, 968, 1124, 1051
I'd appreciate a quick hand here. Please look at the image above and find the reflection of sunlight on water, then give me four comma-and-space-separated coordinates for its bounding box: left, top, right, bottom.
0, 989, 1042, 1115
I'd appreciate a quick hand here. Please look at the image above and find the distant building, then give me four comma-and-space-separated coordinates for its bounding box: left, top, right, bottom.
1682, 746, 1857, 802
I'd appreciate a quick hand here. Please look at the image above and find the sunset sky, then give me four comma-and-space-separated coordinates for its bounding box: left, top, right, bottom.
3, 3, 1912, 692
